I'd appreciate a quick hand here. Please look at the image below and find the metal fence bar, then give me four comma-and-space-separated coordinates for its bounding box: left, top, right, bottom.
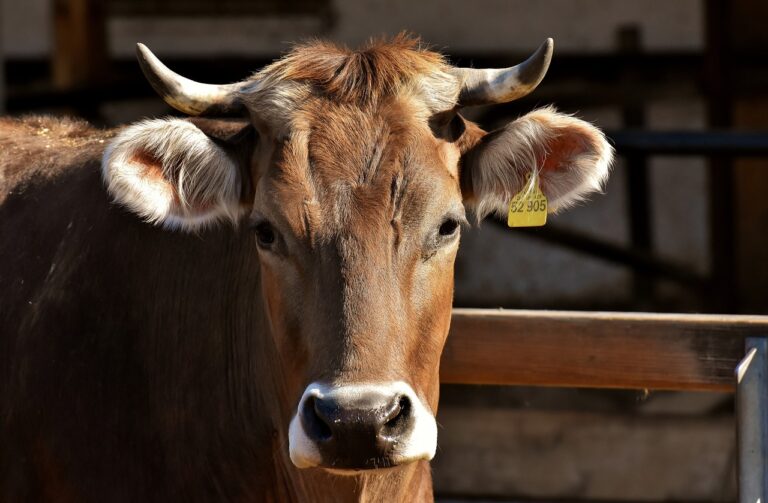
609, 130, 768, 156
736, 337, 768, 503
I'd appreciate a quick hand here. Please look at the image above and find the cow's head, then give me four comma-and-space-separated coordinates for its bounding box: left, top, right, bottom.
103, 36, 612, 473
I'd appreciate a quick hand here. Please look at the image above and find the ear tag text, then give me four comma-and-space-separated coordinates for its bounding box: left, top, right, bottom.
507, 173, 547, 227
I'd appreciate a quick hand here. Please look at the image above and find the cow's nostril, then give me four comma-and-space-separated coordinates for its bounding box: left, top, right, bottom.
383, 395, 411, 433
302, 396, 333, 441
291, 384, 435, 470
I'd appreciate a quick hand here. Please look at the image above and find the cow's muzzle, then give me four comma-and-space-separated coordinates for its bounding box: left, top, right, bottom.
288, 382, 437, 471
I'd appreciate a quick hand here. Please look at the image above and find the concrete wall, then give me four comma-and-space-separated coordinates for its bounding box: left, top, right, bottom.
2, 0, 50, 57
433, 407, 735, 500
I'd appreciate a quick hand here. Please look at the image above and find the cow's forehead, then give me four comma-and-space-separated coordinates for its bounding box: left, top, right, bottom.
299, 98, 426, 184
256, 98, 461, 238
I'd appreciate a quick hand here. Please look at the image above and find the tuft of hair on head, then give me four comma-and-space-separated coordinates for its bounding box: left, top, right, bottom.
246, 32, 458, 110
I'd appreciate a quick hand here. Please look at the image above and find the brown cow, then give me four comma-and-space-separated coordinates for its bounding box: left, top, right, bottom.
0, 35, 612, 502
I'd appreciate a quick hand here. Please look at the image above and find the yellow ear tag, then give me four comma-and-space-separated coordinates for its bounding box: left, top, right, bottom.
507, 173, 547, 227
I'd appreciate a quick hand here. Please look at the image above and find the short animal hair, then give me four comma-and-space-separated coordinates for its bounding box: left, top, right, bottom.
240, 33, 460, 119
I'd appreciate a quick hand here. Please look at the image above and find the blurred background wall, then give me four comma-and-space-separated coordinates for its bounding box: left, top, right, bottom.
2, 1, 766, 501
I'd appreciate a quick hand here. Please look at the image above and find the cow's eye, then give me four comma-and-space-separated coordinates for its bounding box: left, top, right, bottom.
253, 221, 276, 248
438, 218, 460, 237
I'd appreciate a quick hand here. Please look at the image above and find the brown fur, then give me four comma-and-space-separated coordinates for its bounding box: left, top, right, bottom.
260, 34, 450, 105
2, 36, 611, 503
0, 116, 112, 201
239, 35, 459, 132
0, 112, 449, 502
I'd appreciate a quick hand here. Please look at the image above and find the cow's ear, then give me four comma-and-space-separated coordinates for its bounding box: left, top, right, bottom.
102, 118, 254, 231
460, 107, 613, 220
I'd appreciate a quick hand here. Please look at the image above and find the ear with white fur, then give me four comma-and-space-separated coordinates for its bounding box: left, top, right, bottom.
460, 107, 613, 220
102, 118, 252, 231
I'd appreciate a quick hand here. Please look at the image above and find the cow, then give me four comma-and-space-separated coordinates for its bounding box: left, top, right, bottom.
0, 35, 612, 502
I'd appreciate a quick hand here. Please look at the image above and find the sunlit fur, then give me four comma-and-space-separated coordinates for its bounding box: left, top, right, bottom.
249, 96, 460, 500
238, 34, 460, 134
97, 38, 612, 501
103, 119, 245, 231
461, 106, 614, 221
0, 36, 613, 503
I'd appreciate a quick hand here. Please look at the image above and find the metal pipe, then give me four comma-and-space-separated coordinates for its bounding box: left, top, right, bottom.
736, 337, 768, 503
608, 131, 768, 156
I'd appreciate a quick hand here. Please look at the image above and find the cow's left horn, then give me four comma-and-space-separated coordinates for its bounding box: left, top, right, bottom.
136, 43, 245, 116
452, 38, 553, 107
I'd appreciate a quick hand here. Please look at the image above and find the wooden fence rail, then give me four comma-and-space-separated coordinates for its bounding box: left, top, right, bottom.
441, 309, 768, 500
441, 309, 768, 392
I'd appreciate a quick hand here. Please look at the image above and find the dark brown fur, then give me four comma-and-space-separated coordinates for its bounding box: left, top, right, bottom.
0, 109, 457, 502
1, 35, 610, 503
0, 40, 478, 503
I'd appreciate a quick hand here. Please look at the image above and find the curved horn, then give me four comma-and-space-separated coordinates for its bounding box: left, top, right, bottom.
136, 43, 245, 116
452, 38, 554, 107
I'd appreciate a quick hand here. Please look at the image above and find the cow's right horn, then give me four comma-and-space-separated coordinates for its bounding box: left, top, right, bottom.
136, 43, 245, 116
452, 38, 554, 107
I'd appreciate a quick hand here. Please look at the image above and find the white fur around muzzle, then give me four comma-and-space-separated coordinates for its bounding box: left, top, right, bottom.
288, 381, 438, 470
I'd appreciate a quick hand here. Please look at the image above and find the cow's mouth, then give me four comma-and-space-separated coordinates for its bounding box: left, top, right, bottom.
288, 382, 437, 471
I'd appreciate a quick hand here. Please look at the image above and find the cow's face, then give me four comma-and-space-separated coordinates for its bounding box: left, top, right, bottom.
103, 36, 612, 473
253, 99, 464, 470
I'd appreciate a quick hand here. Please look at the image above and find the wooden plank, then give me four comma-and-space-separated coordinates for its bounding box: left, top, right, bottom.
441, 309, 768, 391
734, 99, 768, 313
52, 0, 108, 89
